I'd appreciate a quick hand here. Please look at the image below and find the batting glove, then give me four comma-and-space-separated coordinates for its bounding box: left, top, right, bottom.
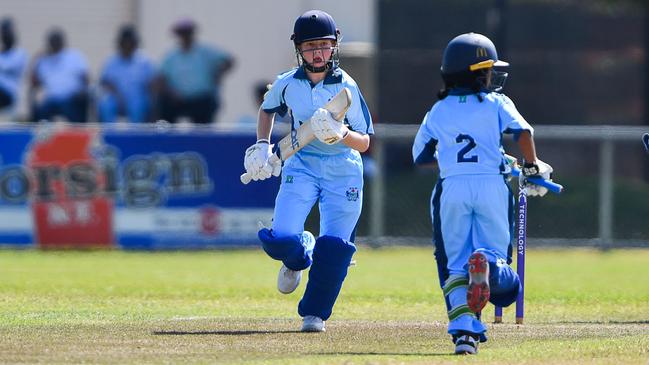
244, 140, 274, 181
311, 108, 349, 145
521, 159, 553, 197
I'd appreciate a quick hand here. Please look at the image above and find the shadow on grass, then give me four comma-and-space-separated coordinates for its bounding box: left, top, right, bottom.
153, 330, 302, 335
550, 320, 649, 325
313, 352, 450, 357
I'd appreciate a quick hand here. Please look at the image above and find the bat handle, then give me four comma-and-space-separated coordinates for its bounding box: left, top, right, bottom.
240, 172, 252, 185
527, 176, 563, 194
511, 167, 563, 194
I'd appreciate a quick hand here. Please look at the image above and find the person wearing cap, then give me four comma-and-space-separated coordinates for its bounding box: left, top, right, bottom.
97, 25, 155, 123
242, 10, 373, 333
157, 18, 234, 124
29, 28, 89, 123
0, 17, 27, 117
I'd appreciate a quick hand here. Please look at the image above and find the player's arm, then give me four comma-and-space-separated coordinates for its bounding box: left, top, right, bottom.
338, 86, 372, 152
412, 111, 438, 167
516, 130, 537, 163
256, 108, 274, 142
341, 131, 370, 153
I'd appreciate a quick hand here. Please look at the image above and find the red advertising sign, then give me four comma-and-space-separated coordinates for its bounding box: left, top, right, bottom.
26, 127, 114, 247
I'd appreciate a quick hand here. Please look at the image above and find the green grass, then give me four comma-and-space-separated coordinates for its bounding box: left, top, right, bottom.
0, 247, 648, 364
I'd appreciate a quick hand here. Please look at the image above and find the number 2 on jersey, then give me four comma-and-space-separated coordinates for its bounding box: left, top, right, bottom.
456, 134, 478, 163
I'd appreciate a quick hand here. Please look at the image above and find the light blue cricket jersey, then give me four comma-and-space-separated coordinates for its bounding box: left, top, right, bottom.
262, 67, 373, 156
412, 91, 533, 178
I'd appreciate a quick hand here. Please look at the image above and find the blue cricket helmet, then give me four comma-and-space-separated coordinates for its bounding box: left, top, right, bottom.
441, 32, 508, 74
291, 10, 338, 44
441, 33, 509, 92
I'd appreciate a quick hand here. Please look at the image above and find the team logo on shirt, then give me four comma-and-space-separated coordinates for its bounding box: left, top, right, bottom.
285, 175, 294, 183
346, 187, 359, 201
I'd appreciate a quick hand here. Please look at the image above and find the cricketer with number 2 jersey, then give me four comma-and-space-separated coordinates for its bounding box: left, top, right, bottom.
412, 32, 553, 355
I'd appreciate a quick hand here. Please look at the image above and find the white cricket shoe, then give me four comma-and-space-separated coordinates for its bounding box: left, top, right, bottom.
454, 334, 479, 355
277, 264, 301, 294
301, 315, 325, 332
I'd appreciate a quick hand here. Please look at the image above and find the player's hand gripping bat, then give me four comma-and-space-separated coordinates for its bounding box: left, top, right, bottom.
240, 88, 352, 184
511, 166, 563, 194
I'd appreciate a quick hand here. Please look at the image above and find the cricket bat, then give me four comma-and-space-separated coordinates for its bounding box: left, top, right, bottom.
240, 87, 352, 184
511, 167, 563, 194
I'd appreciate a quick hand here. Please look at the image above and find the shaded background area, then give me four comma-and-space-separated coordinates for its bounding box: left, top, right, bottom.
377, 0, 645, 126
344, 0, 649, 246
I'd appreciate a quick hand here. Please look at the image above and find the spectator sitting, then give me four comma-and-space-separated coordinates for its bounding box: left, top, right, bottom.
30, 28, 89, 123
0, 18, 27, 117
97, 25, 155, 123
157, 18, 234, 124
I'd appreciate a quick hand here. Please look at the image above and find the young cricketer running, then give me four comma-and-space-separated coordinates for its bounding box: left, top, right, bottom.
242, 10, 373, 332
412, 32, 553, 355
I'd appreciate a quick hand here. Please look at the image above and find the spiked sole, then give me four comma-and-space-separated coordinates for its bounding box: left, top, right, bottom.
467, 252, 490, 313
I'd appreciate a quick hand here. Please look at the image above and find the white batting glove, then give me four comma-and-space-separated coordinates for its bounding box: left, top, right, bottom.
244, 141, 274, 181
311, 108, 349, 145
261, 156, 282, 178
521, 159, 553, 197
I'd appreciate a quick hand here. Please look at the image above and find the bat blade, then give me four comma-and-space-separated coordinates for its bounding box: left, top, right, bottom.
275, 87, 352, 161
240, 88, 352, 184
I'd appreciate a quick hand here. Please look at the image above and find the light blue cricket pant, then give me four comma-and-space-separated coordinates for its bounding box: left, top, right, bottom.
268, 149, 363, 320
272, 150, 363, 239
431, 174, 517, 339
437, 174, 512, 274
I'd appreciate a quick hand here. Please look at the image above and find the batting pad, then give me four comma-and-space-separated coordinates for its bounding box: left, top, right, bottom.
298, 236, 356, 321
258, 228, 315, 271
473, 248, 521, 307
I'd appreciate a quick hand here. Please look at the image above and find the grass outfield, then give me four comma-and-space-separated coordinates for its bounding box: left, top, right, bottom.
0, 247, 648, 364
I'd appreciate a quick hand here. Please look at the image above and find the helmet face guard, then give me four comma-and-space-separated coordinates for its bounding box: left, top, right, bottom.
487, 69, 508, 92
291, 10, 340, 73
295, 43, 340, 73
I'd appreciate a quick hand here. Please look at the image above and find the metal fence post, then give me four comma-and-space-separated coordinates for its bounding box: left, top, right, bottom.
370, 138, 385, 243
599, 139, 614, 248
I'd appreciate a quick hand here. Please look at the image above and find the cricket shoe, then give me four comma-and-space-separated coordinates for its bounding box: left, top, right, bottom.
301, 315, 325, 332
467, 251, 490, 313
454, 334, 479, 355
277, 264, 301, 294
